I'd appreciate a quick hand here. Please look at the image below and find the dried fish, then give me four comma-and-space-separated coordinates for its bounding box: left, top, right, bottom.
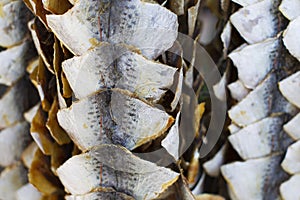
228, 37, 279, 89
57, 144, 179, 198
46, 0, 178, 59
279, 0, 300, 21
221, 155, 288, 200
188, 0, 201, 36
279, 71, 300, 108
0, 78, 36, 128
57, 89, 174, 151
228, 116, 291, 160
21, 142, 39, 169
227, 80, 249, 101
283, 17, 300, 62
283, 113, 300, 141
0, 40, 35, 86
230, 0, 278, 44
281, 140, 300, 175
228, 74, 275, 126
203, 143, 227, 177
162, 112, 181, 160
280, 174, 300, 200
0, 122, 31, 167
220, 22, 232, 57
62, 43, 177, 102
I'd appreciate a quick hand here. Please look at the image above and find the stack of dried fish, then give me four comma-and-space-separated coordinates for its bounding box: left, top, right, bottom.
18, 0, 218, 199
0, 0, 40, 199
219, 0, 300, 199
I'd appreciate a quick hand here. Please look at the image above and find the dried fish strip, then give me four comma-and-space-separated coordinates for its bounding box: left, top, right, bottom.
46, 0, 178, 59
228, 116, 290, 160
57, 144, 179, 199
57, 89, 174, 151
62, 43, 177, 101
228, 37, 280, 89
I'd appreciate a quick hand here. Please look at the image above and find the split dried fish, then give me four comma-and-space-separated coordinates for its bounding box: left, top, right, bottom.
62, 43, 177, 102
57, 89, 174, 151
46, 0, 178, 59
57, 144, 179, 199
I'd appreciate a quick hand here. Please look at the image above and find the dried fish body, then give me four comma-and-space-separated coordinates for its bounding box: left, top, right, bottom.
228, 37, 280, 89
279, 0, 300, 21
283, 113, 300, 141
279, 71, 300, 108
230, 0, 279, 44
283, 17, 300, 62
228, 116, 292, 160
0, 1, 31, 48
57, 89, 173, 151
222, 0, 300, 198
0, 40, 35, 86
57, 144, 179, 199
0, 121, 31, 167
227, 80, 249, 101
62, 43, 177, 102
281, 140, 300, 175
221, 155, 288, 200
280, 174, 300, 200
228, 74, 280, 127
0, 78, 36, 128
203, 143, 227, 177
46, 0, 178, 59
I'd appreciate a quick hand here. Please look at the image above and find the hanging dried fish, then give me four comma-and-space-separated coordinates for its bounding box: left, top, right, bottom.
57, 89, 174, 151
62, 43, 177, 102
46, 0, 178, 59
221, 155, 288, 200
57, 144, 179, 199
